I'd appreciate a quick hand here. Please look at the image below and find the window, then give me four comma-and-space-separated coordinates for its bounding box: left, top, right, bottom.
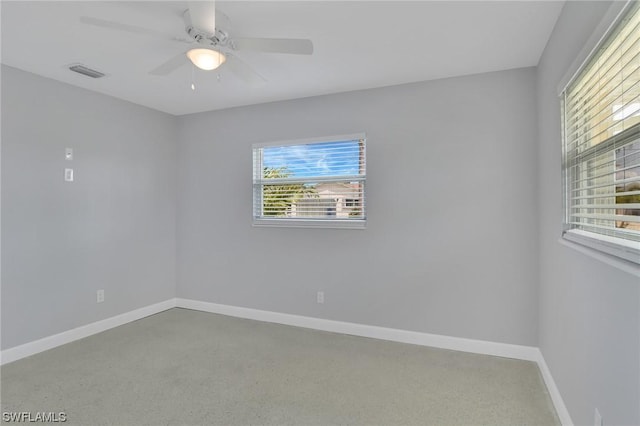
345, 198, 360, 208
561, 1, 640, 263
252, 134, 366, 228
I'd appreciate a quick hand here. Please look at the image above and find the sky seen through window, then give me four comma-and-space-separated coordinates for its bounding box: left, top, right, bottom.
262, 140, 361, 178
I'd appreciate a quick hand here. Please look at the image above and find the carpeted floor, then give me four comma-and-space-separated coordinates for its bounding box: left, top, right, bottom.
1, 308, 559, 425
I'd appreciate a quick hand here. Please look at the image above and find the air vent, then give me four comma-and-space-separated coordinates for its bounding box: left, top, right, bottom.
68, 64, 105, 79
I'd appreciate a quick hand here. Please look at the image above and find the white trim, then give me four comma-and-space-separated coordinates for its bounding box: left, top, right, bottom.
252, 132, 366, 149
0, 299, 176, 365
556, 1, 629, 95
563, 229, 640, 265
534, 349, 574, 426
176, 298, 539, 361
559, 235, 640, 276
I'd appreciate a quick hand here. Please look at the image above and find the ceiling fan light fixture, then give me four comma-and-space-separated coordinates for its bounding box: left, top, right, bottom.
187, 48, 226, 71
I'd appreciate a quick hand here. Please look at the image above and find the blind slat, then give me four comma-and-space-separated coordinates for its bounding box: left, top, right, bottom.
571, 203, 640, 209
571, 212, 640, 222
567, 222, 640, 242
573, 190, 640, 200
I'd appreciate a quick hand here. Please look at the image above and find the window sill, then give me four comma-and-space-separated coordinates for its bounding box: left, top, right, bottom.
253, 218, 366, 230
559, 230, 640, 277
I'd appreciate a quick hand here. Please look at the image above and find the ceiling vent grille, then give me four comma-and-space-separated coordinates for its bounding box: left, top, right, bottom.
68, 64, 106, 79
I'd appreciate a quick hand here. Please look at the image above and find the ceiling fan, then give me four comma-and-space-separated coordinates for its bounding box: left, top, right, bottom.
79, 1, 314, 85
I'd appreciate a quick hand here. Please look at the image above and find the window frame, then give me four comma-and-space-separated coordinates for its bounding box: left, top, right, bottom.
252, 133, 367, 230
559, 0, 640, 265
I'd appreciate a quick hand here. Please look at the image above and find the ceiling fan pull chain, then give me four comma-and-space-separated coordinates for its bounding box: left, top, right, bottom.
191, 65, 196, 91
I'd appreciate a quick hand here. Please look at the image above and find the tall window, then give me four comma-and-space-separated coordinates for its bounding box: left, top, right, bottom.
252, 134, 366, 228
561, 1, 640, 263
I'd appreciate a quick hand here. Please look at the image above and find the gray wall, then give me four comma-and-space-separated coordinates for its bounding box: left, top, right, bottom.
536, 2, 640, 425
1, 66, 177, 350
176, 67, 539, 346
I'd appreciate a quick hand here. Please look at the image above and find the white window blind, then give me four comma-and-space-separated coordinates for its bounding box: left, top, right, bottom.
561, 1, 640, 263
252, 135, 366, 228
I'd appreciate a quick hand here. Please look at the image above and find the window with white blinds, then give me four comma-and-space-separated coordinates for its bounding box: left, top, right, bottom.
252, 135, 366, 228
561, 1, 640, 263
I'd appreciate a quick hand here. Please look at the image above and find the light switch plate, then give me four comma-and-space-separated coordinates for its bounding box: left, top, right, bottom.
65, 148, 73, 160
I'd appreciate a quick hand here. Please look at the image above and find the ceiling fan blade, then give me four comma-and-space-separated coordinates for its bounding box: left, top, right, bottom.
149, 51, 189, 76
187, 1, 216, 34
80, 16, 174, 39
232, 38, 313, 55
225, 53, 266, 86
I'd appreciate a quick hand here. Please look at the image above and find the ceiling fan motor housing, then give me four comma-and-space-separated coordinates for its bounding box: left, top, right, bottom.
183, 9, 228, 47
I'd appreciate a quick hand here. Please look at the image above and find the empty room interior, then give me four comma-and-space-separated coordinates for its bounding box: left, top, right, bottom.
1, 1, 639, 425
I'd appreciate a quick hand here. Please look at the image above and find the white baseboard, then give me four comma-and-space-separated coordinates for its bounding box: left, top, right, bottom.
534, 349, 574, 426
176, 298, 540, 361
0, 298, 177, 365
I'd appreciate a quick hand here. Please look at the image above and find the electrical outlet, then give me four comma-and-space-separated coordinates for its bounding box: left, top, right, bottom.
97, 289, 104, 304
64, 168, 74, 182
594, 408, 602, 426
317, 291, 324, 304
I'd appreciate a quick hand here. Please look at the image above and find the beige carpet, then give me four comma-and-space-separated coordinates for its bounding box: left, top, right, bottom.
1, 308, 559, 425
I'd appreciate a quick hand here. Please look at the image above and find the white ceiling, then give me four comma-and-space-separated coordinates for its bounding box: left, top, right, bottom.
1, 1, 564, 116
